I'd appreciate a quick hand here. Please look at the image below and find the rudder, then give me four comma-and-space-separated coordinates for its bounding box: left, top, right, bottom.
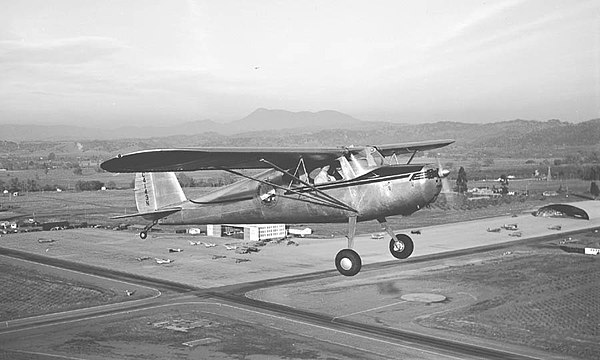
135, 172, 186, 213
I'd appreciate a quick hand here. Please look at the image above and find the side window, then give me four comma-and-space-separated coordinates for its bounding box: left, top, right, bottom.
310, 164, 343, 184
369, 148, 385, 166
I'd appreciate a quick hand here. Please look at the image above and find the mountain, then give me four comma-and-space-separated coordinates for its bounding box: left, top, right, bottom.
0, 109, 598, 160
0, 108, 367, 141
230, 108, 365, 131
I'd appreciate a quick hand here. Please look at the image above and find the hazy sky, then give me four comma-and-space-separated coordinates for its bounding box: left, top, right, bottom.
1, 0, 598, 126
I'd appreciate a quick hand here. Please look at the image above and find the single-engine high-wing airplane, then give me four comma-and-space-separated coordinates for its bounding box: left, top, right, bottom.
101, 139, 454, 276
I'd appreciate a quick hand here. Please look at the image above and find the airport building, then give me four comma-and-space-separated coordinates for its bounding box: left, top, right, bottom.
207, 224, 287, 241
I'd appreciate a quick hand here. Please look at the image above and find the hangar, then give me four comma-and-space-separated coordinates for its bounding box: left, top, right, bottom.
534, 201, 600, 221
207, 224, 287, 241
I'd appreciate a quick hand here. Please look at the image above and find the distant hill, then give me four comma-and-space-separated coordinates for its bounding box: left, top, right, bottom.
0, 110, 598, 159
0, 108, 369, 141
230, 108, 365, 131
0, 120, 227, 141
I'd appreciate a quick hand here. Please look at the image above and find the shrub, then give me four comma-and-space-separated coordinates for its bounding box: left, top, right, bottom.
75, 180, 104, 191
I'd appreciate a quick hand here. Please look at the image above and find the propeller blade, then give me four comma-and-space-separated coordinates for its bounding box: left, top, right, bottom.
439, 169, 450, 178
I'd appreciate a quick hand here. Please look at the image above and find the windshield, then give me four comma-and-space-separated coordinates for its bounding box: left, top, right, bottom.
347, 147, 385, 176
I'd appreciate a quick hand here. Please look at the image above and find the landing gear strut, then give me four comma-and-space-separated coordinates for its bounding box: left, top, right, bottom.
335, 216, 362, 276
139, 219, 158, 240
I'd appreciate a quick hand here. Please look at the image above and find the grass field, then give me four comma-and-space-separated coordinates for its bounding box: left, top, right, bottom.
1, 177, 592, 238
0, 262, 116, 321
415, 239, 600, 359
0, 257, 154, 322
0, 168, 239, 191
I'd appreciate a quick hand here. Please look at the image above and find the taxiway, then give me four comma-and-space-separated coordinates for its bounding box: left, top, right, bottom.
1, 200, 599, 359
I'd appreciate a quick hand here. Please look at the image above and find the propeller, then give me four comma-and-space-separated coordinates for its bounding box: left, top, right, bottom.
436, 157, 452, 194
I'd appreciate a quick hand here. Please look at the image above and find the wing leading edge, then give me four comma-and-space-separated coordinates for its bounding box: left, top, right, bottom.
375, 139, 455, 156
100, 140, 454, 173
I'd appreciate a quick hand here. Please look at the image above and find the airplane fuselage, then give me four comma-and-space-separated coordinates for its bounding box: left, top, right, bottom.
159, 164, 443, 225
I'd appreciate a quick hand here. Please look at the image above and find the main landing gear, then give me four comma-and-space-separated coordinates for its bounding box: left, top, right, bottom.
389, 233, 414, 259
334, 216, 414, 277
379, 218, 414, 259
335, 216, 362, 276
139, 219, 159, 240
335, 249, 362, 276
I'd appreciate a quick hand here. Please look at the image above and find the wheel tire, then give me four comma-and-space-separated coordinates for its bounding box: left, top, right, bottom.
389, 234, 413, 259
140, 231, 148, 240
335, 249, 362, 276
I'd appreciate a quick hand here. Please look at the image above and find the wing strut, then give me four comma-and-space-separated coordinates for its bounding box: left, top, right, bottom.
407, 151, 417, 165
218, 167, 358, 213
289, 157, 308, 188
216, 165, 357, 213
259, 158, 358, 213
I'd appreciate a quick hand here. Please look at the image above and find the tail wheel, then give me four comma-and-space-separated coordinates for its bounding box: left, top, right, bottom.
140, 231, 148, 240
389, 234, 413, 259
335, 249, 362, 276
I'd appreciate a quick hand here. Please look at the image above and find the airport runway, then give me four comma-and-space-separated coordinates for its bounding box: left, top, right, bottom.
0, 236, 582, 359
1, 251, 546, 360
1, 201, 598, 359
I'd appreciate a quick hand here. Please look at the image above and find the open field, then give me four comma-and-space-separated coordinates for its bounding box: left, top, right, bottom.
0, 256, 156, 321
0, 301, 410, 360
416, 249, 600, 359
0, 177, 592, 233
0, 168, 242, 192
249, 236, 600, 359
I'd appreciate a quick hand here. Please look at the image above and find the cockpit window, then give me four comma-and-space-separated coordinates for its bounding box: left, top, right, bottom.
309, 164, 343, 184
347, 147, 385, 176
370, 148, 385, 166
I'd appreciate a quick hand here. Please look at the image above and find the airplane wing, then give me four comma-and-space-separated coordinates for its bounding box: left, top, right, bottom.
374, 139, 455, 156
101, 140, 454, 173
101, 147, 346, 173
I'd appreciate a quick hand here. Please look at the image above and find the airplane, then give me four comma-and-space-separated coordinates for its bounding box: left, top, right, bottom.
101, 139, 454, 276
155, 258, 174, 264
502, 223, 518, 231
288, 227, 312, 237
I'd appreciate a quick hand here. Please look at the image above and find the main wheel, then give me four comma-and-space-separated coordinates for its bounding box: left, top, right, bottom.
139, 231, 148, 240
389, 234, 413, 259
335, 249, 362, 276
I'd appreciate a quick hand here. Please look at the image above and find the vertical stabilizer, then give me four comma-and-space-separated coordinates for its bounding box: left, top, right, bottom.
135, 172, 186, 213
